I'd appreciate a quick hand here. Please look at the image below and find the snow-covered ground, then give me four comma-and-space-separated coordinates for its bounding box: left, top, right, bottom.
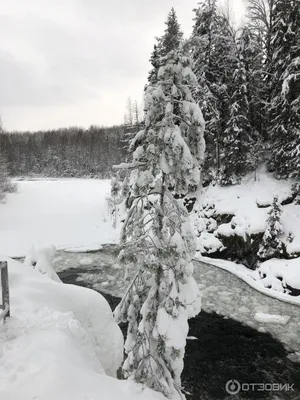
0, 256, 165, 400
0, 179, 120, 257
192, 168, 300, 255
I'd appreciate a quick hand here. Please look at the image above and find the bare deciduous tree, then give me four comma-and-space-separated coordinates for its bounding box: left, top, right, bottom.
247, 0, 275, 63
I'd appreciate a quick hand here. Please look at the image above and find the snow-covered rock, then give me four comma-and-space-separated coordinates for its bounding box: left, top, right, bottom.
24, 243, 60, 283
258, 258, 300, 291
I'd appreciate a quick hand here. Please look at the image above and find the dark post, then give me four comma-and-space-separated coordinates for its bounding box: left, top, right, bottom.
0, 261, 10, 321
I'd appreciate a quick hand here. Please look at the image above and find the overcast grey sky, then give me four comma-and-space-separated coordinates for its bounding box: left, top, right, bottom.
0, 0, 245, 131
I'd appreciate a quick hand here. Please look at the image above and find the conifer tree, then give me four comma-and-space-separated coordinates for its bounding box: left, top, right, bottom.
257, 196, 286, 260
160, 8, 183, 56
191, 1, 235, 181
114, 41, 205, 398
268, 0, 300, 178
219, 29, 256, 185
147, 8, 183, 86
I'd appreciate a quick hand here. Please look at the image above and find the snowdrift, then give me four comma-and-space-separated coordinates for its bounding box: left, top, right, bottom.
0, 257, 165, 400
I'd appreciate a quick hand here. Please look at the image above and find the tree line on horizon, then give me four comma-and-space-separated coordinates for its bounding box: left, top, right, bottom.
0, 125, 127, 179
0, 0, 299, 190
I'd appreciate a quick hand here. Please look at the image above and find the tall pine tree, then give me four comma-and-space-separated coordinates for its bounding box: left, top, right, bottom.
268, 0, 300, 178
114, 41, 205, 398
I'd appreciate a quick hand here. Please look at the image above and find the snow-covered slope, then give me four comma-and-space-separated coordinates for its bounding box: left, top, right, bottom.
0, 257, 165, 400
192, 169, 300, 299
0, 179, 120, 257
192, 169, 300, 256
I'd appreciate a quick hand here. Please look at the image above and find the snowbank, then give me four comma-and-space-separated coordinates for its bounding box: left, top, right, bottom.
0, 255, 123, 377
258, 258, 300, 291
0, 256, 165, 400
0, 179, 120, 257
197, 256, 300, 306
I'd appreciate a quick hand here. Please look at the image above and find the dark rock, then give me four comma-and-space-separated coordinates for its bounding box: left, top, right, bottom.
281, 193, 297, 206
285, 283, 300, 297
256, 202, 271, 209
215, 213, 235, 225
184, 197, 197, 213
215, 233, 263, 269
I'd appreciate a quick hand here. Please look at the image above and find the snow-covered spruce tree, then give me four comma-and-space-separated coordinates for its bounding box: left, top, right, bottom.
267, 0, 300, 179
147, 8, 183, 86
114, 42, 205, 398
191, 1, 236, 181
219, 31, 256, 185
257, 196, 286, 260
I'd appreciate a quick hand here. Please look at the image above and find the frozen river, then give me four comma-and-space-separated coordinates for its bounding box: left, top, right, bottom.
54, 246, 300, 354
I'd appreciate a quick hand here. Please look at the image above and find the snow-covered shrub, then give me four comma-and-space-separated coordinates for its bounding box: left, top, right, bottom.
257, 196, 286, 261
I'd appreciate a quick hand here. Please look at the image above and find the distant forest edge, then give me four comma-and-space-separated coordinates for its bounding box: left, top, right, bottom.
0, 125, 131, 178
